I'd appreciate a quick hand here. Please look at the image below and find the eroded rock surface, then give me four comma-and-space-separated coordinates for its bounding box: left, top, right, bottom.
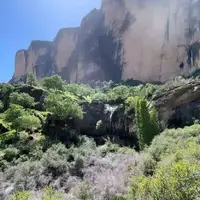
14, 0, 200, 83
155, 80, 200, 128
44, 101, 137, 147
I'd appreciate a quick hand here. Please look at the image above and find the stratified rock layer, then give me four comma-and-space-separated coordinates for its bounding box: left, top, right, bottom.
14, 0, 200, 83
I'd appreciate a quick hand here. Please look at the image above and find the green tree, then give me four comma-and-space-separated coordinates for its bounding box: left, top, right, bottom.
0, 84, 14, 108
14, 115, 41, 132
150, 108, 160, 138
44, 93, 83, 119
5, 104, 26, 123
10, 92, 35, 108
135, 98, 159, 150
26, 72, 37, 86
42, 75, 64, 91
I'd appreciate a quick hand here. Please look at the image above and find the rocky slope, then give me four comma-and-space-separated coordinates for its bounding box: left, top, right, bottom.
14, 0, 200, 83
2, 77, 200, 199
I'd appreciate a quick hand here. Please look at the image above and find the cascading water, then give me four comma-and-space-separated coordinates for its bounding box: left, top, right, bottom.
104, 104, 118, 130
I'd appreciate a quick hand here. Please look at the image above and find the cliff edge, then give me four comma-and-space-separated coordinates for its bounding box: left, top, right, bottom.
14, 0, 200, 83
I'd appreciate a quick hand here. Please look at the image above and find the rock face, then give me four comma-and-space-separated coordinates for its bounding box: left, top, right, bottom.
44, 101, 137, 147
154, 80, 200, 128
14, 0, 200, 83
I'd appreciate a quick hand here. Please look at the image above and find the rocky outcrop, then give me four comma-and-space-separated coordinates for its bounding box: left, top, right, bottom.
155, 80, 200, 128
14, 41, 54, 79
54, 28, 79, 74
14, 0, 200, 83
44, 101, 137, 147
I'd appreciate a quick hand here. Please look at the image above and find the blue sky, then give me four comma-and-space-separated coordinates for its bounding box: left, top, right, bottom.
0, 0, 101, 82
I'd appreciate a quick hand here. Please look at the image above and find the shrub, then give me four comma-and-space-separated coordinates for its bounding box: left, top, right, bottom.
4, 104, 26, 123
130, 160, 200, 200
41, 144, 69, 176
3, 147, 20, 162
108, 86, 130, 102
9, 92, 35, 108
65, 84, 95, 97
92, 92, 108, 102
9, 190, 31, 200
0, 84, 14, 94
14, 115, 41, 132
44, 93, 83, 119
125, 96, 138, 111
42, 186, 63, 200
41, 75, 64, 91
129, 84, 159, 98
76, 182, 93, 200
26, 72, 37, 86
148, 124, 200, 161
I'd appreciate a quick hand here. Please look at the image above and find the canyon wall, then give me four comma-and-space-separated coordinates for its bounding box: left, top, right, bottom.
13, 0, 200, 83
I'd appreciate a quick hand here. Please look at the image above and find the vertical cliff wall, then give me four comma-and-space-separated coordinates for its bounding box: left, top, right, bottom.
53, 28, 79, 74
121, 0, 199, 82
13, 0, 200, 83
14, 50, 27, 77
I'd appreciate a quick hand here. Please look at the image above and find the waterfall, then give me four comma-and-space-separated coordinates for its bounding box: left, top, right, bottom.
105, 104, 118, 123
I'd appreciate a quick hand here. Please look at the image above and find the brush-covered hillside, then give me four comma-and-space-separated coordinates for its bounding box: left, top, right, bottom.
1, 74, 200, 200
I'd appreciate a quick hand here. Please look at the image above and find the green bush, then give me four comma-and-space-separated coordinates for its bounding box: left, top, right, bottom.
125, 96, 138, 111
44, 93, 83, 119
129, 84, 159, 98
26, 72, 37, 86
107, 85, 130, 102
14, 115, 41, 132
130, 160, 200, 200
4, 104, 26, 123
3, 147, 20, 162
41, 143, 69, 176
10, 92, 35, 108
91, 92, 108, 102
41, 75, 64, 91
148, 125, 200, 161
65, 83, 95, 97
42, 186, 63, 200
9, 190, 31, 200
76, 182, 93, 200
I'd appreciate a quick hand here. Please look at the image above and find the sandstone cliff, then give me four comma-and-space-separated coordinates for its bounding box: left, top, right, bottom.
14, 0, 200, 83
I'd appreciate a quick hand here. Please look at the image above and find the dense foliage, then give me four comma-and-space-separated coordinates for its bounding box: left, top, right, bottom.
135, 97, 159, 150
41, 75, 65, 91
44, 93, 83, 120
26, 72, 37, 86
9, 92, 35, 108
0, 75, 199, 199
